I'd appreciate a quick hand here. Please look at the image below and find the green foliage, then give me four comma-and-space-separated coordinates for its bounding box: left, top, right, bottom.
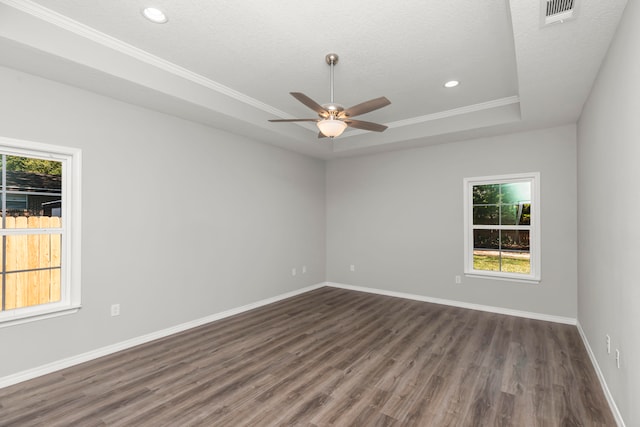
474, 182, 530, 204
473, 183, 531, 225
473, 184, 500, 205
474, 229, 530, 252
5, 156, 62, 176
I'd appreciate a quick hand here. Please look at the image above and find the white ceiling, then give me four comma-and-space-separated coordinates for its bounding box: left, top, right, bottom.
0, 0, 628, 158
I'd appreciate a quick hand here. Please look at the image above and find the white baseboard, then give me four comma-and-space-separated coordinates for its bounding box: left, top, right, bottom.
0, 283, 325, 390
326, 282, 577, 325
576, 322, 625, 427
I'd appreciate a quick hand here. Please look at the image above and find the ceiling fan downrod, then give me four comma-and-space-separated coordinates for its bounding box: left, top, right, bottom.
326, 53, 339, 105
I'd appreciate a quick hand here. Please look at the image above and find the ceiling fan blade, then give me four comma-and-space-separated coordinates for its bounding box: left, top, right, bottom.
344, 119, 388, 132
317, 132, 327, 139
342, 97, 391, 118
290, 92, 328, 115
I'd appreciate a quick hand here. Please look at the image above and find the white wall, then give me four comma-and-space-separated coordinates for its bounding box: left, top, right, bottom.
577, 0, 640, 424
327, 125, 577, 318
0, 66, 326, 377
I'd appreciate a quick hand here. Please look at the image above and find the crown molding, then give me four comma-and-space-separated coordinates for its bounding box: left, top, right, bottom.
389, 96, 520, 128
339, 96, 520, 139
0, 0, 289, 118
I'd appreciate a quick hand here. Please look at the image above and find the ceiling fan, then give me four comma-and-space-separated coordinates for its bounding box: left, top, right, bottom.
269, 53, 391, 139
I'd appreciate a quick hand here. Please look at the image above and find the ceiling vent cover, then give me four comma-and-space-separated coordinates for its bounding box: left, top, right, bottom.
543, 0, 576, 25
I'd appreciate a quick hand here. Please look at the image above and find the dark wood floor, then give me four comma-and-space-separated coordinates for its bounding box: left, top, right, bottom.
0, 287, 615, 426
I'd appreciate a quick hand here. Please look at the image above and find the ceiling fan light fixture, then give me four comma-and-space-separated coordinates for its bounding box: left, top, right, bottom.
317, 118, 348, 138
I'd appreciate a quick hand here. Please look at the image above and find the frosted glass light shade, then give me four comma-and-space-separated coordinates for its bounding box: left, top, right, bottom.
317, 119, 347, 138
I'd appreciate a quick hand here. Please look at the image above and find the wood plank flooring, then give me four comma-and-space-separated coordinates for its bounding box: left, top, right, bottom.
0, 287, 616, 426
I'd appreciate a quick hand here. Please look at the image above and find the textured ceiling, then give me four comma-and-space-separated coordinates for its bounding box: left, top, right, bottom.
0, 0, 628, 158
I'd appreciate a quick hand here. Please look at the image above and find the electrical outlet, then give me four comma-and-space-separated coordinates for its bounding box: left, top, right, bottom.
606, 334, 611, 354
302, 265, 307, 274
110, 304, 120, 317
350, 264, 355, 272
615, 349, 620, 369
455, 275, 462, 284
291, 268, 297, 277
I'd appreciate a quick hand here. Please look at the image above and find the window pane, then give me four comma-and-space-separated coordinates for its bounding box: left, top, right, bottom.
500, 182, 530, 204
500, 204, 531, 225
473, 229, 500, 250
473, 205, 499, 225
473, 250, 500, 271
2, 269, 61, 310
473, 229, 500, 271
5, 233, 62, 272
500, 230, 530, 274
500, 204, 518, 225
3, 156, 62, 229
501, 229, 529, 251
473, 184, 500, 204
5, 156, 62, 193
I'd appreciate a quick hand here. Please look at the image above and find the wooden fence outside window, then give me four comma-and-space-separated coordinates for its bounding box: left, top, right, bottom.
1, 216, 62, 311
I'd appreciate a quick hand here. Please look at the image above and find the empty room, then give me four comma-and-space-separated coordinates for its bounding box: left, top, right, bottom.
0, 0, 637, 425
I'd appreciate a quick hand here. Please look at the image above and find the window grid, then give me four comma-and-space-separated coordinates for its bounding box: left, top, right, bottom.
0, 138, 81, 327
0, 154, 64, 313
464, 173, 540, 283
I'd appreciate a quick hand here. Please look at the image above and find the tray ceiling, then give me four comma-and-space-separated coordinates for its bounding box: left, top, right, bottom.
0, 0, 628, 158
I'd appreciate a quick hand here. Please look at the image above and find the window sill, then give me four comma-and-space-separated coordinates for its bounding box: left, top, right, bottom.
464, 273, 540, 285
0, 305, 81, 328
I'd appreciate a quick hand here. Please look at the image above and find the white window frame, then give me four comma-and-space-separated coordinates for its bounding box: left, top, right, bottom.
463, 172, 540, 283
0, 137, 82, 327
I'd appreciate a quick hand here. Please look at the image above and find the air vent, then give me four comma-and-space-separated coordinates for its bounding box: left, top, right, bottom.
543, 0, 576, 25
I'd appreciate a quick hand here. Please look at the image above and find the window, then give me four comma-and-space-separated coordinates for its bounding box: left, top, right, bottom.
0, 137, 81, 327
464, 173, 540, 282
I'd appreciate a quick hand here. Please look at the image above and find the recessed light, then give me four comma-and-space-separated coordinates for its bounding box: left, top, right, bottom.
142, 7, 168, 24
444, 80, 460, 88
